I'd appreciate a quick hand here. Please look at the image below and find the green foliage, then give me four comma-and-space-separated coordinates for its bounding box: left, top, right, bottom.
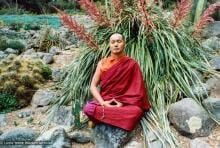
9, 22, 24, 31
191, 0, 208, 23
40, 64, 52, 80
38, 27, 66, 52
0, 92, 17, 113
0, 15, 61, 28
0, 55, 52, 107
8, 40, 25, 52
0, 37, 8, 51
24, 23, 41, 30
0, 37, 25, 52
0, 7, 30, 15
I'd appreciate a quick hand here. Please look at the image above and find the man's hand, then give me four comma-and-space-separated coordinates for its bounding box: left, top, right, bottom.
112, 99, 123, 107
101, 99, 123, 107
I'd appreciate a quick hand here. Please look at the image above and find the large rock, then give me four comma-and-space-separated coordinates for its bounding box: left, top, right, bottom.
93, 123, 131, 148
202, 21, 220, 38
52, 68, 62, 82
49, 46, 61, 55
0, 114, 7, 127
52, 106, 74, 126
202, 36, 220, 51
192, 84, 209, 99
68, 129, 92, 143
31, 89, 57, 108
0, 51, 7, 60
168, 98, 216, 138
210, 56, 220, 71
205, 76, 220, 98
0, 127, 38, 148
203, 98, 220, 121
42, 53, 54, 64
28, 126, 71, 148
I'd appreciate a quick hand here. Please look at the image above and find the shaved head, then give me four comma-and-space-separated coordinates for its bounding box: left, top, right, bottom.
110, 33, 124, 41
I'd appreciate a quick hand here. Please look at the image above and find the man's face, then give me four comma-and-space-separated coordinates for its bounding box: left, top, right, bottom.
109, 34, 125, 55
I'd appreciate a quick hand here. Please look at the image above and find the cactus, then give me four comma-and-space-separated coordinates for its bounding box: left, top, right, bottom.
0, 55, 52, 108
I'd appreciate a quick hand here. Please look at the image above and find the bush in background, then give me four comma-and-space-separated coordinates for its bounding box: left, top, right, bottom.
0, 93, 17, 113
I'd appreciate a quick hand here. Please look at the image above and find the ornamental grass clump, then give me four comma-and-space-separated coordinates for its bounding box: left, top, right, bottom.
46, 0, 220, 147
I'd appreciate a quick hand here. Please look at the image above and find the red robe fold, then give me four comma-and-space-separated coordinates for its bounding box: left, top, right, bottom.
83, 56, 151, 131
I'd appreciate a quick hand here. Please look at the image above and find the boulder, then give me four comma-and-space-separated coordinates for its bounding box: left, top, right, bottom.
31, 89, 57, 108
28, 126, 71, 148
68, 129, 92, 143
210, 56, 220, 71
0, 127, 38, 148
93, 123, 131, 148
168, 98, 216, 138
51, 106, 74, 126
203, 98, 220, 121
202, 21, 220, 38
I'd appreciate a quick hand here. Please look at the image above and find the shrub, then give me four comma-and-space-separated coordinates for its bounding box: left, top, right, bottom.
0, 37, 8, 51
9, 22, 24, 31
0, 92, 17, 113
0, 55, 52, 107
7, 40, 25, 52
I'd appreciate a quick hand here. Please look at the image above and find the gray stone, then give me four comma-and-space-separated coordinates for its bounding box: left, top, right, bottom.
52, 68, 62, 82
168, 98, 216, 138
49, 46, 61, 55
190, 138, 211, 148
0, 51, 7, 60
4, 48, 18, 54
0, 127, 38, 148
68, 129, 91, 143
205, 76, 220, 98
93, 123, 131, 148
42, 53, 54, 64
28, 126, 71, 148
23, 48, 36, 55
0, 114, 7, 127
203, 98, 220, 121
52, 106, 74, 126
202, 21, 220, 38
202, 36, 220, 51
36, 52, 45, 59
210, 56, 220, 70
124, 141, 143, 148
146, 131, 164, 148
192, 84, 209, 99
31, 89, 57, 107
17, 109, 34, 118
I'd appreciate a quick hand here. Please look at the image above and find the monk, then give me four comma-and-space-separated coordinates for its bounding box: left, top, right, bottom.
83, 33, 151, 131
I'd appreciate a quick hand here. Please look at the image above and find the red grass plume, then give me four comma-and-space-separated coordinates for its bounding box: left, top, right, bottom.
55, 8, 99, 49
171, 0, 192, 28
137, 0, 156, 29
111, 0, 123, 13
194, 2, 220, 34
78, 0, 111, 27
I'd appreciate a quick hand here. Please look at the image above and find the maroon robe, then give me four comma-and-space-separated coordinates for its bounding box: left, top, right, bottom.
83, 56, 151, 131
